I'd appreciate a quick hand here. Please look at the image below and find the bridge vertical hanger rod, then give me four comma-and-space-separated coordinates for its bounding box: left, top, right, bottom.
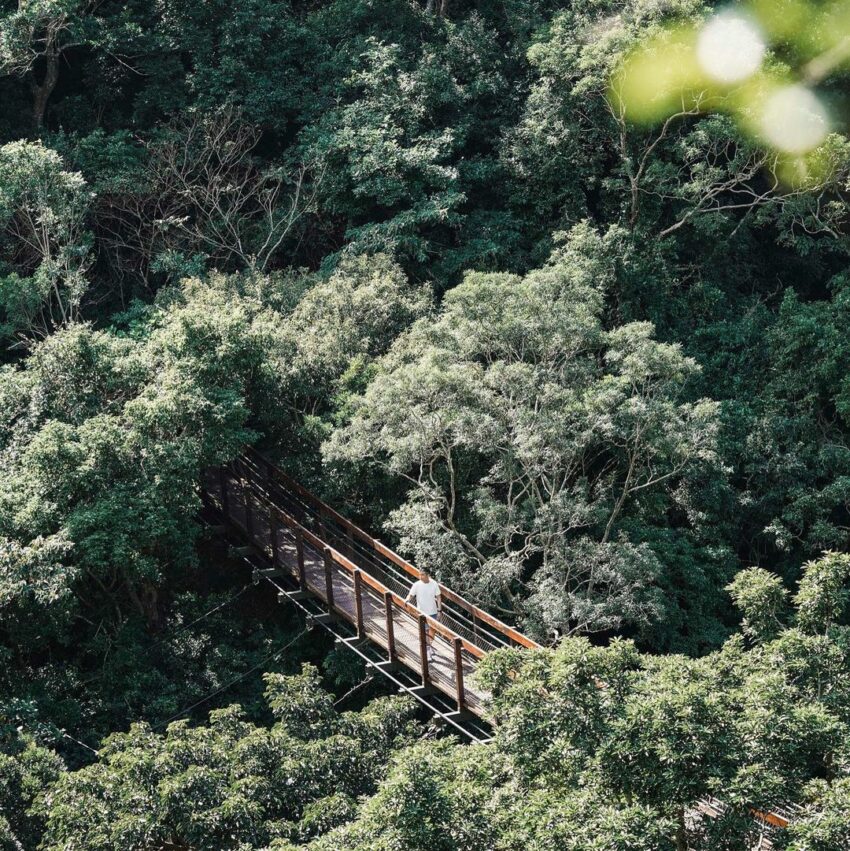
353, 569, 365, 639
219, 467, 230, 517
418, 615, 430, 685
323, 547, 335, 610
384, 592, 397, 665
295, 530, 307, 590
453, 637, 466, 711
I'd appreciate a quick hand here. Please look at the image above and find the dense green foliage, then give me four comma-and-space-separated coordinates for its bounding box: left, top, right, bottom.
9, 556, 850, 851
308, 556, 850, 851
327, 223, 721, 645
37, 665, 421, 850
1, 0, 850, 847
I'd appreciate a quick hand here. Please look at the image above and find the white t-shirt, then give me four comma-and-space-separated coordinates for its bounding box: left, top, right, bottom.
408, 578, 441, 616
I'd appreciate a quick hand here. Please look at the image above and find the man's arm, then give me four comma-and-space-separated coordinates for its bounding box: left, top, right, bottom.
435, 586, 442, 613
405, 582, 417, 604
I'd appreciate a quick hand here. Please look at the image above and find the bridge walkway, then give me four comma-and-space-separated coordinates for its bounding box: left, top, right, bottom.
202, 450, 540, 739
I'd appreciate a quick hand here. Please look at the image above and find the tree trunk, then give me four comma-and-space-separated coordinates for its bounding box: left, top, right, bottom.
31, 49, 60, 130
674, 806, 688, 851
126, 579, 162, 630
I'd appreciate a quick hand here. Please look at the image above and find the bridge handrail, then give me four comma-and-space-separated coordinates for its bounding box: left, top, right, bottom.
245, 448, 540, 650
241, 456, 499, 651
241, 472, 488, 660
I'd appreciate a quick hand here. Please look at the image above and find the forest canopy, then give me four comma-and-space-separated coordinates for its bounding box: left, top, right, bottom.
1, 0, 850, 848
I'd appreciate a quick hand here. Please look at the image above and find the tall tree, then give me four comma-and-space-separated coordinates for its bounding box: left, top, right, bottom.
0, 140, 91, 343
327, 223, 721, 640
0, 0, 103, 128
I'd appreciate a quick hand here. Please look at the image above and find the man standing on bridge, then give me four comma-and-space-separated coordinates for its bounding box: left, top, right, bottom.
406, 568, 442, 662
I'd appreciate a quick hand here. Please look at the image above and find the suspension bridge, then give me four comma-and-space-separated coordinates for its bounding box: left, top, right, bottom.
202, 448, 539, 743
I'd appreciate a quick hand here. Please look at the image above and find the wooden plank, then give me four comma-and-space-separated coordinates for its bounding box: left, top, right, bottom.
295, 530, 306, 590
752, 809, 789, 829
244, 483, 255, 541
318, 505, 328, 543
219, 467, 230, 517
229, 545, 253, 558
270, 513, 279, 565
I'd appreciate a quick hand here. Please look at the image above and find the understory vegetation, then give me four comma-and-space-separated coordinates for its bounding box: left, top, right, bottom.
1, 0, 849, 848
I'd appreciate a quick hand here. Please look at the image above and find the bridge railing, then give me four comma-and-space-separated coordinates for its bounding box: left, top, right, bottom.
241, 449, 540, 653
215, 460, 492, 714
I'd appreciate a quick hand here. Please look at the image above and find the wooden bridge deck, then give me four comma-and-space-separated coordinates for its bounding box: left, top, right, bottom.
203, 451, 540, 724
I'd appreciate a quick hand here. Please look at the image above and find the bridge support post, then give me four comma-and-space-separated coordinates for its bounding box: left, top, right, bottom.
453, 637, 466, 712
418, 615, 430, 685
384, 592, 397, 666
323, 547, 335, 611
262, 454, 276, 482
295, 531, 307, 590
353, 569, 365, 639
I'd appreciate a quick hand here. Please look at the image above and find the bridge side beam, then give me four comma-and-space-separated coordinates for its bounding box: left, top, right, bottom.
418, 615, 431, 686
384, 591, 398, 666
453, 637, 466, 712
